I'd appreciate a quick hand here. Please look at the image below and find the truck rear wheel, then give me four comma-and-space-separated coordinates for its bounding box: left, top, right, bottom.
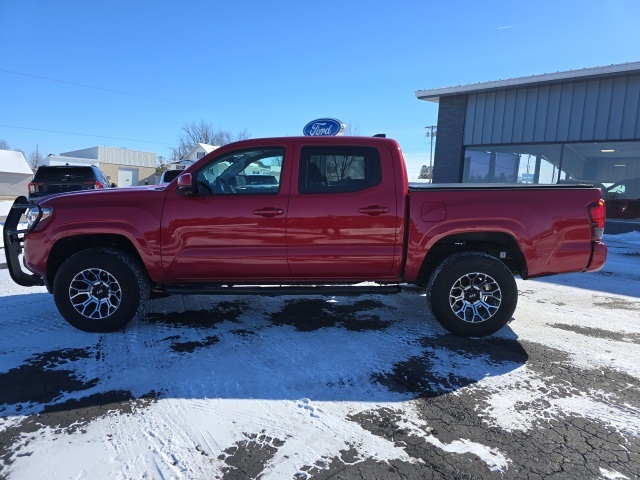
427, 252, 517, 337
53, 248, 149, 332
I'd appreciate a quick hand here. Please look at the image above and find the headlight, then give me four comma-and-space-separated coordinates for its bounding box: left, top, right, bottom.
26, 207, 53, 230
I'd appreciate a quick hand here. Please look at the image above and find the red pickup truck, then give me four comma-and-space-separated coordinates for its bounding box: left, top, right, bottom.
3, 136, 607, 337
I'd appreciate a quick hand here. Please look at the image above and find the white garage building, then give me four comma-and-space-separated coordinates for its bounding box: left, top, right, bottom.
43, 146, 157, 187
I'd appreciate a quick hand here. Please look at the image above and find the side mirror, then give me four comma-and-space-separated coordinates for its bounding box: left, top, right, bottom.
175, 173, 194, 196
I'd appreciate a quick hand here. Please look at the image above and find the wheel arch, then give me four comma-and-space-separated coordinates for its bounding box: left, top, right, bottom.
416, 231, 528, 285
46, 234, 145, 289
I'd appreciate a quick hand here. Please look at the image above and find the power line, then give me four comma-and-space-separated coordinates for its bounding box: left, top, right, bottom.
0, 68, 279, 119
0, 68, 218, 109
0, 123, 172, 146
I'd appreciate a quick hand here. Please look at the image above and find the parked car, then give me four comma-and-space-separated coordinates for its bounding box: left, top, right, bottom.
5, 136, 606, 337
28, 165, 115, 200
159, 169, 183, 185
605, 177, 640, 219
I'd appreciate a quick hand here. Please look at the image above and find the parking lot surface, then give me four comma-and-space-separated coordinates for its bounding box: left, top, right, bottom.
0, 233, 639, 479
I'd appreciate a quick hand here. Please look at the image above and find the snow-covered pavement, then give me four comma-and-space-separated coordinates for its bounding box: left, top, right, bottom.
0, 199, 11, 218
0, 231, 639, 478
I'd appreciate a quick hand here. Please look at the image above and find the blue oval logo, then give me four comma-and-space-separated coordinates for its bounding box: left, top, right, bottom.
303, 118, 346, 136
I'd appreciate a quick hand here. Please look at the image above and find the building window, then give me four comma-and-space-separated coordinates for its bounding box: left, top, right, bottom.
463, 141, 640, 220
559, 142, 640, 187
463, 144, 562, 184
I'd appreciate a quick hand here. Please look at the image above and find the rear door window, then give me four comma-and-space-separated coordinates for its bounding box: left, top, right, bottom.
298, 146, 382, 194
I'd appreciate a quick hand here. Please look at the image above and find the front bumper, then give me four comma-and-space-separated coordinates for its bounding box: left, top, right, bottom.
2, 196, 45, 287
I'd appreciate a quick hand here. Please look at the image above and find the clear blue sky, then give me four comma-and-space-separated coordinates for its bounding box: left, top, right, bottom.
1, 0, 639, 179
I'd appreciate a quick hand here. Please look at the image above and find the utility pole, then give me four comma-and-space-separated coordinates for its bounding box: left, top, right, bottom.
425, 125, 437, 177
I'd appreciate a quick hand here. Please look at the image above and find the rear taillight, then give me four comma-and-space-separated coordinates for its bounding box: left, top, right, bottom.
83, 181, 104, 190
28, 181, 43, 194
589, 199, 606, 241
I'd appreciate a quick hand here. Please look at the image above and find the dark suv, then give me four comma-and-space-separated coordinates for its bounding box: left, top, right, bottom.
28, 165, 115, 200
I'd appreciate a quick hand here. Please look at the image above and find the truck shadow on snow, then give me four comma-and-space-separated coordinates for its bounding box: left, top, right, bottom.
0, 292, 527, 422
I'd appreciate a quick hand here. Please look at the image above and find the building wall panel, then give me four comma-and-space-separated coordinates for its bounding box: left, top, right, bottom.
522, 87, 538, 143
608, 77, 628, 139
472, 94, 486, 145
568, 82, 586, 141
580, 81, 600, 140
464, 94, 476, 145
622, 76, 640, 139
556, 84, 573, 141
501, 90, 516, 142
463, 74, 640, 145
511, 89, 528, 143
545, 84, 562, 141
594, 78, 613, 139
533, 86, 549, 142
491, 90, 506, 144
482, 92, 496, 142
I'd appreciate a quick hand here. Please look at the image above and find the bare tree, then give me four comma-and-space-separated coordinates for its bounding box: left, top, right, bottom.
28, 144, 44, 171
170, 120, 250, 161
156, 155, 171, 176
317, 121, 365, 181
326, 154, 365, 181
344, 122, 360, 136
0, 139, 10, 150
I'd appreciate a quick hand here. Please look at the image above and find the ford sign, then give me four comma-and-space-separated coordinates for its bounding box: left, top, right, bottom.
303, 118, 346, 136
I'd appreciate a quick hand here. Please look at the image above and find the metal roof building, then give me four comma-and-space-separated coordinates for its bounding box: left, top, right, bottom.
416, 62, 640, 222
0, 149, 33, 196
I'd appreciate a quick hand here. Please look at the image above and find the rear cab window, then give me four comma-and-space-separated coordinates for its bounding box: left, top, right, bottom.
298, 146, 382, 194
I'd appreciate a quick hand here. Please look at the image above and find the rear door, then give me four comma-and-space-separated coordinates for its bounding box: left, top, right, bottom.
286, 142, 401, 279
160, 143, 291, 280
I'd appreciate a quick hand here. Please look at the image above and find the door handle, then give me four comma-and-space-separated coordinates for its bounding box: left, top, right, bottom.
358, 205, 389, 216
253, 207, 285, 217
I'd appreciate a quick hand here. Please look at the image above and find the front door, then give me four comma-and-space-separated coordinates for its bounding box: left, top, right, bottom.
160, 145, 290, 281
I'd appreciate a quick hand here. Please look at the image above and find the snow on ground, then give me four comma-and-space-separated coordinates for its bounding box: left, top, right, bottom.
0, 200, 12, 218
0, 231, 638, 478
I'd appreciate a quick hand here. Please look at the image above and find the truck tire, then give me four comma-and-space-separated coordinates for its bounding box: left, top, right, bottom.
53, 248, 150, 332
426, 252, 517, 337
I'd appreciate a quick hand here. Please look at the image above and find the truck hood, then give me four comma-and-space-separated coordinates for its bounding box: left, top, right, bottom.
36, 185, 165, 208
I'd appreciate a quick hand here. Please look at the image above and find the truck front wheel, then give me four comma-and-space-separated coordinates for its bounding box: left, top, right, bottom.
427, 252, 518, 337
53, 248, 149, 332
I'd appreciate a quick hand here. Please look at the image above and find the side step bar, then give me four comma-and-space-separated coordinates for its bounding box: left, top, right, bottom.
161, 284, 403, 296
